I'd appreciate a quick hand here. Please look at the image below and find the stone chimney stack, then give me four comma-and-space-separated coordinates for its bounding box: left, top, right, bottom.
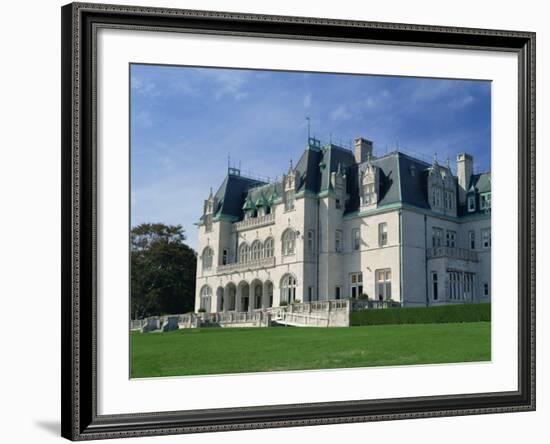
456, 153, 473, 205
354, 137, 373, 164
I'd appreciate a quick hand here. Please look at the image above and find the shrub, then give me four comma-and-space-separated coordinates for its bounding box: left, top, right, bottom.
358, 293, 369, 300
293, 299, 301, 304
197, 308, 206, 313
279, 301, 288, 307
350, 303, 491, 326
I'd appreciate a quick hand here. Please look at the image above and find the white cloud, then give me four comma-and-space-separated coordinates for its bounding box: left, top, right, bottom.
131, 76, 159, 97
330, 105, 351, 121
134, 110, 153, 128
172, 80, 199, 97
365, 97, 377, 109
449, 94, 475, 109
410, 80, 454, 103
204, 70, 249, 101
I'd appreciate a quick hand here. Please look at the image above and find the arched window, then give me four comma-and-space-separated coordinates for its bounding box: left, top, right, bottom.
281, 274, 297, 304
282, 229, 296, 255
238, 243, 249, 263
264, 237, 274, 258
254, 284, 263, 309
202, 247, 213, 271
200, 285, 212, 312
265, 281, 274, 307
251, 240, 263, 261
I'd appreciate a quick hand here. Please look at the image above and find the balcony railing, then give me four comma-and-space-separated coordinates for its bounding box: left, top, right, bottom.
217, 256, 276, 274
233, 213, 275, 231
427, 246, 479, 262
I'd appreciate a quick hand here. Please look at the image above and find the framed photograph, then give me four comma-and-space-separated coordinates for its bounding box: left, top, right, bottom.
61, 2, 536, 440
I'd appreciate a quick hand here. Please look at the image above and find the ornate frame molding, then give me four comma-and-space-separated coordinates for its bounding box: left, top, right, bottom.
61, 2, 535, 440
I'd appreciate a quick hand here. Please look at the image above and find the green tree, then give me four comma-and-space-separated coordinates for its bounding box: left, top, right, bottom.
131, 223, 197, 319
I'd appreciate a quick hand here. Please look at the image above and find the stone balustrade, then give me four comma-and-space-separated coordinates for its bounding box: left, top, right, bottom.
217, 256, 276, 274
130, 319, 147, 331
427, 246, 479, 262
132, 297, 402, 332
233, 213, 275, 231
276, 312, 330, 327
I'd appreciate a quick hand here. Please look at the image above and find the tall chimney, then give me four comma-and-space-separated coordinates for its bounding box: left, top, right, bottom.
354, 137, 373, 164
456, 153, 473, 205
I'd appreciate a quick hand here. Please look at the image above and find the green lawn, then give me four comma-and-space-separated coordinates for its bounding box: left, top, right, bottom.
130, 322, 490, 378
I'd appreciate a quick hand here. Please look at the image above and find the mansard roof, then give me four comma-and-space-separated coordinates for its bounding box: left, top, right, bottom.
344, 152, 432, 213
211, 173, 266, 220
469, 172, 491, 193
202, 141, 490, 222
456, 171, 491, 217
318, 144, 356, 192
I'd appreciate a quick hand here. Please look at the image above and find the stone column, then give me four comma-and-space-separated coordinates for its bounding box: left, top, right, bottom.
223, 287, 228, 313
262, 282, 268, 309
248, 285, 255, 313
215, 289, 222, 313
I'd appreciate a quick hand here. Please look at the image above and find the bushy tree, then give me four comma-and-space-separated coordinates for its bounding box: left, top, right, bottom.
131, 223, 196, 319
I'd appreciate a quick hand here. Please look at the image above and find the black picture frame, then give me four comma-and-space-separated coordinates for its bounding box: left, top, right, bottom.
61, 2, 536, 440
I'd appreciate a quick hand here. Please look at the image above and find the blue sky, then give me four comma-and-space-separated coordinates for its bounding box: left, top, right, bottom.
131, 64, 491, 250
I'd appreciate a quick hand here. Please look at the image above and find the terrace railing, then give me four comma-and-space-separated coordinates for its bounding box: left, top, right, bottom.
233, 213, 275, 231
217, 256, 276, 274
427, 247, 479, 262
132, 298, 403, 332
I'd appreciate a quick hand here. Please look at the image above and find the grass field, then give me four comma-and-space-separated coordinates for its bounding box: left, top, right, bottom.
130, 322, 491, 378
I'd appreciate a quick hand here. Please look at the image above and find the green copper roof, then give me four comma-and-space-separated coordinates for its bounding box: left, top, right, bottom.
242, 196, 256, 211
255, 194, 270, 207
269, 190, 278, 203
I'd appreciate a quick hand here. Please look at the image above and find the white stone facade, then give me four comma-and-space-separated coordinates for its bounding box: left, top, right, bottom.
194, 138, 491, 313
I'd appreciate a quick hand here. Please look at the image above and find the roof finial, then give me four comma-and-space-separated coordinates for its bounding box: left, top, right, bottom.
446, 156, 450, 168
306, 116, 311, 141
433, 152, 438, 164
208, 187, 213, 198
289, 158, 293, 170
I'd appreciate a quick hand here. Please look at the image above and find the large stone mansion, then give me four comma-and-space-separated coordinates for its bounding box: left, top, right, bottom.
194, 137, 491, 314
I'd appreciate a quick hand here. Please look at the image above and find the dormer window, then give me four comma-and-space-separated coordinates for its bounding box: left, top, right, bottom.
204, 215, 212, 233
203, 189, 217, 231
360, 162, 378, 209
431, 186, 443, 208
364, 183, 376, 205
242, 196, 256, 219
284, 190, 295, 211
283, 160, 297, 213
444, 191, 454, 210
468, 195, 476, 212
480, 192, 491, 210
